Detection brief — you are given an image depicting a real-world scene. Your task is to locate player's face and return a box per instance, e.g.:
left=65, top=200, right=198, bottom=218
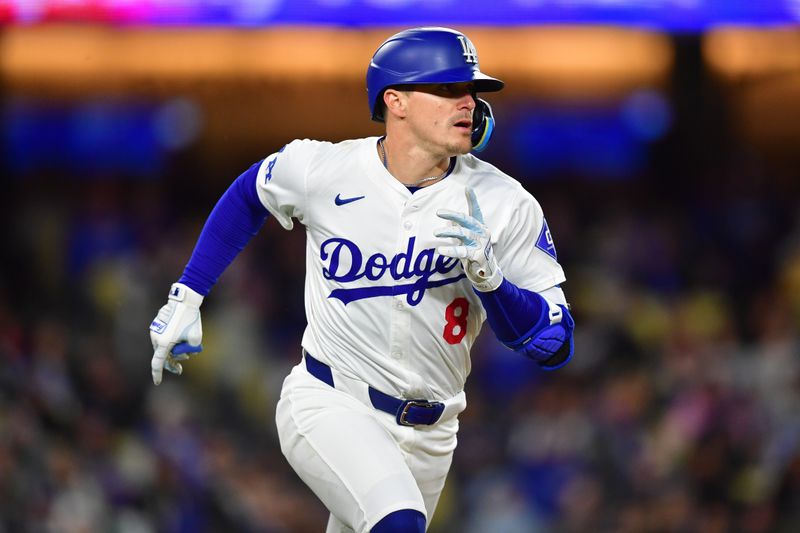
left=403, top=82, right=476, bottom=156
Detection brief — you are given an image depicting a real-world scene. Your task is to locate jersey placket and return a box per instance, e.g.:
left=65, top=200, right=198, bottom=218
left=387, top=199, right=421, bottom=385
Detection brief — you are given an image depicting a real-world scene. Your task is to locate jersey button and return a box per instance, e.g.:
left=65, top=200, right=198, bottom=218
left=394, top=300, right=403, bottom=309
left=403, top=221, right=413, bottom=230
left=391, top=351, right=403, bottom=359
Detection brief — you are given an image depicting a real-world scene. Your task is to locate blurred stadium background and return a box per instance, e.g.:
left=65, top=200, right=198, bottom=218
left=2, top=1, right=800, bottom=531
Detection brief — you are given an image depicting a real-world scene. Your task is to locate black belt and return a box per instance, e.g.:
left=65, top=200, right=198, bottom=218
left=304, top=352, right=445, bottom=427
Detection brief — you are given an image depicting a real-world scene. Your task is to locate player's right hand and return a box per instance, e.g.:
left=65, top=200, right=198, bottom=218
left=435, top=187, right=504, bottom=292
left=149, top=283, right=204, bottom=385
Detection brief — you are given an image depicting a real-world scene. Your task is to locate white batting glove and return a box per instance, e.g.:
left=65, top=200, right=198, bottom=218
left=149, top=283, right=204, bottom=385
left=435, top=187, right=504, bottom=292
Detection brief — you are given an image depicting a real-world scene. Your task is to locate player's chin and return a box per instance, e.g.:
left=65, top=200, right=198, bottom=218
left=448, top=130, right=473, bottom=154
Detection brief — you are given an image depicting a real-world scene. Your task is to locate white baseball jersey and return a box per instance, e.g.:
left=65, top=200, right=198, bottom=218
left=255, top=136, right=565, bottom=401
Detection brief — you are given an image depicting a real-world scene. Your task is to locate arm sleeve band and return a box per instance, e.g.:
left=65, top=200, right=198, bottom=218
left=178, top=160, right=269, bottom=295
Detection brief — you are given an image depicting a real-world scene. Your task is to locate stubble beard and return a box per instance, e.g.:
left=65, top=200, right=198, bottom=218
left=445, top=136, right=473, bottom=156
left=410, top=117, right=472, bottom=157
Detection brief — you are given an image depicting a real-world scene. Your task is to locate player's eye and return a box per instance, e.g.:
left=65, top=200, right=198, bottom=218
left=419, top=84, right=450, bottom=95
left=437, top=83, right=474, bottom=97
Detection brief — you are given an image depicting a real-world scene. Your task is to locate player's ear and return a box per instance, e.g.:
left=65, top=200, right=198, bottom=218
left=383, top=88, right=408, bottom=119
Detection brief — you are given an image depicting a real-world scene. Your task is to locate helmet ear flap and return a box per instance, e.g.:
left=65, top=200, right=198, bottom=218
left=471, top=98, right=495, bottom=152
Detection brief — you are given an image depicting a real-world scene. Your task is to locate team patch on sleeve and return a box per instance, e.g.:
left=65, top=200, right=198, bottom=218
left=535, top=217, right=558, bottom=260
left=263, top=144, right=286, bottom=183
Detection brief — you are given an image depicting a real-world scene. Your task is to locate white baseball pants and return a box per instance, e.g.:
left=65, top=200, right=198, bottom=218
left=275, top=360, right=463, bottom=533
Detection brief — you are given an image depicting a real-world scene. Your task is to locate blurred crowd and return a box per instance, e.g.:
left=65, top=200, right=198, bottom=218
left=3, top=134, right=800, bottom=533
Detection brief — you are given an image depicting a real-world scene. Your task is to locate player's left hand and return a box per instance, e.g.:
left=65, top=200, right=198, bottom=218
left=435, top=187, right=504, bottom=292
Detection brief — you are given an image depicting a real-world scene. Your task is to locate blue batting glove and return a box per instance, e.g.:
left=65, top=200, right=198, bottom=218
left=514, top=304, right=575, bottom=370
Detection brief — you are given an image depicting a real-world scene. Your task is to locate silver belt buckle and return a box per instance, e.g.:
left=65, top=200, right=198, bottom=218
left=397, top=400, right=440, bottom=426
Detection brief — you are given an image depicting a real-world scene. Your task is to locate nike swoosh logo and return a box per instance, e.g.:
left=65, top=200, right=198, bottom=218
left=335, top=194, right=366, bottom=206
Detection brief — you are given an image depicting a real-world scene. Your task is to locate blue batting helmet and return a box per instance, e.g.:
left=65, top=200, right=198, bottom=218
left=366, top=27, right=504, bottom=122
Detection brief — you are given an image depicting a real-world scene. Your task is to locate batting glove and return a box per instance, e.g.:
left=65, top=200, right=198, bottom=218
left=513, top=303, right=575, bottom=370
left=435, top=187, right=504, bottom=292
left=149, top=283, right=204, bottom=385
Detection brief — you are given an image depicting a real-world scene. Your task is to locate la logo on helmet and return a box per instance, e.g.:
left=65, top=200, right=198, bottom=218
left=456, top=35, right=478, bottom=64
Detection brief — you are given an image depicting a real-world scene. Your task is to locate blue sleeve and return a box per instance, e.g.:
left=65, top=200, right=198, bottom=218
left=178, top=160, right=269, bottom=295
left=476, top=279, right=574, bottom=369
left=476, top=278, right=549, bottom=343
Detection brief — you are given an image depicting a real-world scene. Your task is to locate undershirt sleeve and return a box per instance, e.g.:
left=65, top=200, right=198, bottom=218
left=475, top=278, right=552, bottom=344
left=178, top=160, right=269, bottom=295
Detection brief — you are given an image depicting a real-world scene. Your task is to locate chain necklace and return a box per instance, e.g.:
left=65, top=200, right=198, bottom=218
left=378, top=137, right=449, bottom=187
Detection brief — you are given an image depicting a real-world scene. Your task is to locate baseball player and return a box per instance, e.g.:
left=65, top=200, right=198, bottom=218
left=149, top=27, right=574, bottom=533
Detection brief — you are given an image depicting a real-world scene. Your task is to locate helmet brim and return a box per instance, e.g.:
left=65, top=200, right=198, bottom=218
left=473, top=74, right=505, bottom=93
left=388, top=71, right=504, bottom=93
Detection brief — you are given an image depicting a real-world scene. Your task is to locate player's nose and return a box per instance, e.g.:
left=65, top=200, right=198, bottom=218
left=457, top=92, right=476, bottom=111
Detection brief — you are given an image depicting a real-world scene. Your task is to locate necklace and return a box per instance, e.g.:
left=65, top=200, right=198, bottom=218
left=378, top=138, right=449, bottom=187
